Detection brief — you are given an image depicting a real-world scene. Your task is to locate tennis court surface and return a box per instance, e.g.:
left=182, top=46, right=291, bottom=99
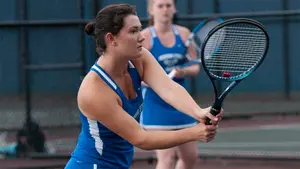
left=132, top=115, right=300, bottom=169
left=1, top=99, right=300, bottom=169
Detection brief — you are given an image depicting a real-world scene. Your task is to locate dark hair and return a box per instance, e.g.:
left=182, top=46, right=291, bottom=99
left=85, top=4, right=137, bottom=54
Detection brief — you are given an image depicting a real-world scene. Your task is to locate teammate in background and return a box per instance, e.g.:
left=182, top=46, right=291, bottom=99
left=64, top=4, right=222, bottom=169
left=140, top=0, right=203, bottom=169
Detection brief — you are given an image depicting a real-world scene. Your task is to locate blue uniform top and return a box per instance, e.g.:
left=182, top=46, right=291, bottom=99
left=68, top=61, right=143, bottom=169
left=140, top=25, right=196, bottom=129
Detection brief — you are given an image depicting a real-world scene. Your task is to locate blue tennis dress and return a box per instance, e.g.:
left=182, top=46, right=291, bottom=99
left=65, top=61, right=143, bottom=169
left=140, top=25, right=197, bottom=129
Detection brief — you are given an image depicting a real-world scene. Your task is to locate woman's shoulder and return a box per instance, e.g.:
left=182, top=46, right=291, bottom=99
left=174, top=25, right=190, bottom=33
left=173, top=24, right=191, bottom=42
left=78, top=72, right=120, bottom=112
left=77, top=71, right=123, bottom=121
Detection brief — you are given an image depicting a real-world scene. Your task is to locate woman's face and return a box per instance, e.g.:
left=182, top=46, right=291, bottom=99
left=149, top=0, right=176, bottom=24
left=113, top=14, right=145, bottom=58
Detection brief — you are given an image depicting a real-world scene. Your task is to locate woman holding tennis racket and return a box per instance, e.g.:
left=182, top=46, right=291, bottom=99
left=140, top=0, right=204, bottom=168
left=64, top=3, right=222, bottom=169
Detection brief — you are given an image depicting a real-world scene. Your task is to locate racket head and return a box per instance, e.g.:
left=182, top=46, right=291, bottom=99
left=200, top=18, right=269, bottom=82
left=185, top=18, right=224, bottom=62
left=168, top=18, right=223, bottom=79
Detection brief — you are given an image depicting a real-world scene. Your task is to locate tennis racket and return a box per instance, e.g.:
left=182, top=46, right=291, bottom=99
left=200, top=18, right=269, bottom=124
left=168, top=18, right=224, bottom=79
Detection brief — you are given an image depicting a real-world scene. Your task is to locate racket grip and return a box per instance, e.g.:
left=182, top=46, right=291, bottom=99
left=167, top=69, right=177, bottom=79
left=205, top=106, right=221, bottom=125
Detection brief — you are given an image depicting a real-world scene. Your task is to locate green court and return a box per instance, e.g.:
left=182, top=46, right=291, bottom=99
left=197, top=124, right=300, bottom=158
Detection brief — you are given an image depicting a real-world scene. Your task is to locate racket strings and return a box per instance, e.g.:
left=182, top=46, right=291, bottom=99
left=196, top=20, right=222, bottom=43
left=187, top=20, right=224, bottom=61
left=203, top=23, right=267, bottom=78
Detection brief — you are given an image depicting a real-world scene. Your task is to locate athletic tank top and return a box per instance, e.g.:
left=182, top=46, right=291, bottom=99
left=140, top=25, right=196, bottom=129
left=146, top=25, right=186, bottom=99
left=149, top=25, right=186, bottom=74
left=70, top=61, right=143, bottom=168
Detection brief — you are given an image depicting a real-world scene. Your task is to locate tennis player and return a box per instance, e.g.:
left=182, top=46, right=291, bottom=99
left=140, top=0, right=201, bottom=168
left=65, top=4, right=222, bottom=169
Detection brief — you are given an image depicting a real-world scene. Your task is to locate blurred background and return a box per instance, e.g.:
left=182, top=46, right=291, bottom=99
left=0, top=0, right=299, bottom=168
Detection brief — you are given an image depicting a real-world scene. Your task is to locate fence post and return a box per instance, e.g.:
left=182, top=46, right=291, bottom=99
left=19, top=0, right=32, bottom=125
left=78, top=0, right=86, bottom=76
left=18, top=0, right=47, bottom=156
left=282, top=0, right=291, bottom=100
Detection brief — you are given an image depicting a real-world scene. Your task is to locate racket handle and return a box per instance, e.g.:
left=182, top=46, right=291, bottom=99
left=167, top=69, right=177, bottom=79
left=205, top=106, right=221, bottom=125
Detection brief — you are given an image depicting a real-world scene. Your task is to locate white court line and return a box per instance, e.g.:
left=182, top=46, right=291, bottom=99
left=198, top=141, right=300, bottom=148
left=219, top=124, right=300, bottom=132
left=197, top=149, right=300, bottom=157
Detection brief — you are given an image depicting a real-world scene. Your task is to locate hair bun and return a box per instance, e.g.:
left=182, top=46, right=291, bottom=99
left=85, top=21, right=96, bottom=35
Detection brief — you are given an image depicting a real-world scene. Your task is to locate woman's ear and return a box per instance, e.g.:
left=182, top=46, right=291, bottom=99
left=105, top=33, right=116, bottom=46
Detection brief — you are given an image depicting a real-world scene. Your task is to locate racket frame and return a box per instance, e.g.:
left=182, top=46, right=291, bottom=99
left=184, top=18, right=224, bottom=62
left=200, top=18, right=270, bottom=118
left=168, top=18, right=224, bottom=79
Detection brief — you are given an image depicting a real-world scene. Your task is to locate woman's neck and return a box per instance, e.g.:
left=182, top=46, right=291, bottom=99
left=153, top=21, right=173, bottom=33
left=97, top=52, right=129, bottom=77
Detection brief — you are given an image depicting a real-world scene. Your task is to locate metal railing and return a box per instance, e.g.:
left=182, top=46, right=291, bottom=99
left=0, top=3, right=299, bottom=129
left=1, top=2, right=300, bottom=167
left=0, top=3, right=299, bottom=131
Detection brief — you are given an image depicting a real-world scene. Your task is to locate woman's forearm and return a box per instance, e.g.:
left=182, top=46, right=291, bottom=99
left=135, top=128, right=195, bottom=150
left=159, top=81, right=202, bottom=120
left=182, top=64, right=200, bottom=77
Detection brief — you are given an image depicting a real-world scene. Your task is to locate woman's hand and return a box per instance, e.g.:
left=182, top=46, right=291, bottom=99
left=174, top=67, right=186, bottom=78
left=189, top=123, right=218, bottom=142
left=196, top=107, right=224, bottom=125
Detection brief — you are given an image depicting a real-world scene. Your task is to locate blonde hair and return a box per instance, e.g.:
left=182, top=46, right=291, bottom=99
left=147, top=0, right=175, bottom=26
left=147, top=0, right=154, bottom=26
